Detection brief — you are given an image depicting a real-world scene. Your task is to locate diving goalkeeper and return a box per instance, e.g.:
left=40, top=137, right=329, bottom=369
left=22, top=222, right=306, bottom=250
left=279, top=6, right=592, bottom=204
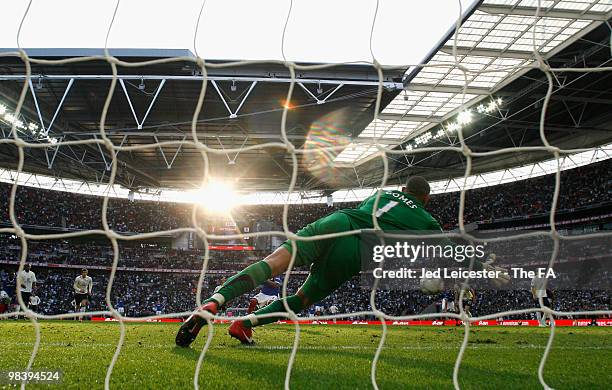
left=176, top=176, right=509, bottom=346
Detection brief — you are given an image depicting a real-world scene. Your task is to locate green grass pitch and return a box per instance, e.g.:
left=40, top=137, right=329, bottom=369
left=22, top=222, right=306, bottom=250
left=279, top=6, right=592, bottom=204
left=0, top=321, right=610, bottom=389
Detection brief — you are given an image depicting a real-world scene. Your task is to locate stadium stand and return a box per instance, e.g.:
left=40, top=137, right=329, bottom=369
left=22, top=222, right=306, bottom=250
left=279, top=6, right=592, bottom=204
left=0, top=162, right=610, bottom=319
left=1, top=159, right=609, bottom=233
left=0, top=267, right=609, bottom=320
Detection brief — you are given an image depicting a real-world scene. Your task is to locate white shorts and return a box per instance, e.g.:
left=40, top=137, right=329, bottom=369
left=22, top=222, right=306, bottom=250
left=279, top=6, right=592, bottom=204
left=253, top=293, right=278, bottom=307
left=444, top=301, right=455, bottom=312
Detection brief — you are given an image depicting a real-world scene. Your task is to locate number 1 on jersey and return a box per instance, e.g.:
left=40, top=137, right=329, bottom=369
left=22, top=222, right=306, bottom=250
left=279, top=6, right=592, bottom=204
left=375, top=201, right=398, bottom=218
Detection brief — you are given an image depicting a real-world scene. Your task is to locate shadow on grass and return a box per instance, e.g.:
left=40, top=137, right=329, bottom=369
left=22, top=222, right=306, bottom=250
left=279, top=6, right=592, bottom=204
left=172, top=345, right=203, bottom=360
left=377, top=345, right=540, bottom=389
left=159, top=331, right=599, bottom=390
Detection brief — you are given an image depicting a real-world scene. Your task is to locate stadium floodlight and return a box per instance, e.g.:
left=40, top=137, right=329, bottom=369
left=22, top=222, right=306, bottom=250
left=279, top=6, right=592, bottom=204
left=446, top=122, right=460, bottom=133
left=410, top=96, right=505, bottom=152
left=4, top=112, right=25, bottom=129
left=477, top=98, right=503, bottom=114
left=457, top=110, right=472, bottom=125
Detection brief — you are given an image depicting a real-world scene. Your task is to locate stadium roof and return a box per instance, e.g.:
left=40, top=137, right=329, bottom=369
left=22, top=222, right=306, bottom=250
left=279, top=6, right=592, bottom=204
left=334, top=0, right=612, bottom=164
left=0, top=0, right=611, bottom=197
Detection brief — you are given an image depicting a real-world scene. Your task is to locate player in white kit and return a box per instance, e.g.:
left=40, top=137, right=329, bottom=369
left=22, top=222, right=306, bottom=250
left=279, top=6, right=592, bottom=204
left=329, top=304, right=339, bottom=323
left=29, top=295, right=41, bottom=312
left=531, top=276, right=553, bottom=327
left=16, top=264, right=36, bottom=317
left=73, top=269, right=93, bottom=321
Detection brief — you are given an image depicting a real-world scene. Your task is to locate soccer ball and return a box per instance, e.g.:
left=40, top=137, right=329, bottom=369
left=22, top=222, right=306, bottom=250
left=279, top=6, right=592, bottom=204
left=0, top=290, right=10, bottom=304
left=420, top=277, right=444, bottom=295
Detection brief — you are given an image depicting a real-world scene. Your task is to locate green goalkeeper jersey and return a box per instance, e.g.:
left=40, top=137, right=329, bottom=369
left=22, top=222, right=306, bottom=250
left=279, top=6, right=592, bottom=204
left=280, top=190, right=446, bottom=301
left=338, top=190, right=442, bottom=232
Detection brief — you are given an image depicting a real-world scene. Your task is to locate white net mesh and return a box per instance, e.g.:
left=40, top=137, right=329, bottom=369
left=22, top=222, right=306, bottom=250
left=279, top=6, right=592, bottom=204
left=1, top=0, right=611, bottom=389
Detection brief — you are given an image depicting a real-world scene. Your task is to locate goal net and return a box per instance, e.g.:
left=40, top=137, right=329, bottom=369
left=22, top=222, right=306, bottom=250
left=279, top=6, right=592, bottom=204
left=1, top=0, right=611, bottom=389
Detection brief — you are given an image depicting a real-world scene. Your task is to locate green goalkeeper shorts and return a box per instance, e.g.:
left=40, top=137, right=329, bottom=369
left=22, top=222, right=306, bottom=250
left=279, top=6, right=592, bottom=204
left=280, top=212, right=361, bottom=302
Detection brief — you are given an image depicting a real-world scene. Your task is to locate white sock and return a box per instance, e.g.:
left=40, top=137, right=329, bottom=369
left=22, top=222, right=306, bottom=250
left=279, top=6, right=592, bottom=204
left=536, top=312, right=544, bottom=325
left=244, top=314, right=258, bottom=326
left=211, top=293, right=225, bottom=306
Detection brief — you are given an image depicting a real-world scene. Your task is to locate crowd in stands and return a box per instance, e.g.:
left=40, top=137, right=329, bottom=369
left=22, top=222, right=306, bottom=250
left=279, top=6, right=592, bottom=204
left=315, top=277, right=610, bottom=319
left=0, top=160, right=609, bottom=233
left=429, top=160, right=611, bottom=229
left=0, top=185, right=189, bottom=232
left=2, top=235, right=606, bottom=289
left=0, top=160, right=610, bottom=320
left=250, top=159, right=611, bottom=231
left=0, top=239, right=262, bottom=271
left=0, top=267, right=609, bottom=320
left=0, top=267, right=206, bottom=316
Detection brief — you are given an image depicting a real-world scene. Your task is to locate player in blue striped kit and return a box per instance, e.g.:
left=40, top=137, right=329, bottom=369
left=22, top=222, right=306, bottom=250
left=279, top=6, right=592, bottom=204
left=247, top=276, right=283, bottom=314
